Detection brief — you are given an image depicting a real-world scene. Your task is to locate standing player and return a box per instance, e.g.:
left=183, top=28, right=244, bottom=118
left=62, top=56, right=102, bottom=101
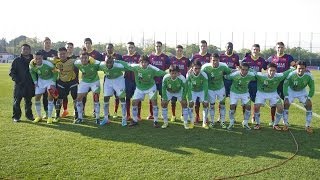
left=170, top=45, right=190, bottom=121
left=148, top=41, right=171, bottom=120
left=253, top=63, right=293, bottom=130
left=283, top=60, right=315, bottom=133
left=267, top=42, right=295, bottom=126
left=126, top=55, right=166, bottom=127
left=190, top=40, right=211, bottom=123
left=73, top=52, right=101, bottom=124
left=161, top=64, right=188, bottom=129
left=29, top=52, right=58, bottom=124
left=99, top=56, right=129, bottom=126
left=186, top=60, right=209, bottom=129
left=201, top=53, right=232, bottom=128
left=122, top=42, right=141, bottom=120
left=225, top=62, right=256, bottom=130
left=39, top=37, right=58, bottom=119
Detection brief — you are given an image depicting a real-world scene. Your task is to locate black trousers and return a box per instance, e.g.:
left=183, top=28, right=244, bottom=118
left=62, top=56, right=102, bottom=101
left=12, top=95, right=33, bottom=120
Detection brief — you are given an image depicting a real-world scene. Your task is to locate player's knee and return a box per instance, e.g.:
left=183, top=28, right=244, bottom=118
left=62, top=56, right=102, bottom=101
left=104, top=96, right=110, bottom=102
left=93, top=93, right=99, bottom=102
left=305, top=99, right=312, bottom=110
left=161, top=101, right=168, bottom=108
left=188, top=102, right=194, bottom=108
left=180, top=100, right=187, bottom=108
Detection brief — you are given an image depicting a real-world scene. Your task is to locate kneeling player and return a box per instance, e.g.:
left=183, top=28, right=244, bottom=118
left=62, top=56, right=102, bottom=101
left=161, top=65, right=189, bottom=129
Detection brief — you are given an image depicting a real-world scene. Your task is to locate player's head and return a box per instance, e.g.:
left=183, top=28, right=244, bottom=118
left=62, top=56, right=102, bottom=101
left=251, top=44, right=260, bottom=57
left=80, top=52, right=89, bottom=65
left=21, top=44, right=31, bottom=56
left=34, top=51, right=43, bottom=65
left=43, top=37, right=52, bottom=50
left=168, top=64, right=180, bottom=79
left=139, top=55, right=150, bottom=68
left=192, top=59, right=202, bottom=75
left=106, top=43, right=114, bottom=55
left=84, top=38, right=93, bottom=50
left=275, top=42, right=285, bottom=56
left=58, top=47, right=68, bottom=60
left=211, top=53, right=220, bottom=67
left=155, top=41, right=163, bottom=53
left=66, top=42, right=74, bottom=54
left=176, top=45, right=183, bottom=57
left=200, top=40, right=207, bottom=53
left=296, top=60, right=307, bottom=76
left=105, top=55, right=114, bottom=69
left=127, top=41, right=135, bottom=55
left=267, top=63, right=277, bottom=77
left=239, top=62, right=249, bottom=76
left=225, top=42, right=233, bottom=55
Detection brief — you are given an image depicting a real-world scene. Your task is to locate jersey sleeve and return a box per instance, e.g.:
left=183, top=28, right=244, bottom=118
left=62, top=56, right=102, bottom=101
left=29, top=60, right=38, bottom=83
left=283, top=76, right=290, bottom=97
left=201, top=71, right=209, bottom=101
left=307, top=74, right=315, bottom=98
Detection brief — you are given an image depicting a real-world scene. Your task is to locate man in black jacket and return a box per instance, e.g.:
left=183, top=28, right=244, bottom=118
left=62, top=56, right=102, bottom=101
left=9, top=44, right=35, bottom=122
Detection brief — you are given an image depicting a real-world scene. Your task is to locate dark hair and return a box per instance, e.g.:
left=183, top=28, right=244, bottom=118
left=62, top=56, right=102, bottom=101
left=276, top=42, right=285, bottom=46
left=156, top=41, right=162, bottom=46
left=35, top=51, right=43, bottom=56
left=226, top=42, right=233, bottom=46
left=84, top=38, right=92, bottom=44
left=169, top=64, right=180, bottom=72
left=139, top=55, right=150, bottom=63
left=107, top=43, right=114, bottom=48
left=176, top=45, right=183, bottom=49
left=21, top=43, right=31, bottom=49
left=267, top=62, right=277, bottom=69
left=81, top=52, right=89, bottom=56
left=127, top=41, right=135, bottom=46
left=200, top=40, right=207, bottom=45
left=211, top=53, right=219, bottom=59
left=58, top=47, right=67, bottom=52
left=252, top=44, right=260, bottom=49
left=296, top=60, right=307, bottom=67
left=66, top=42, right=74, bottom=46
left=240, top=62, right=250, bottom=68
left=193, top=59, right=202, bottom=67
left=44, top=37, right=51, bottom=42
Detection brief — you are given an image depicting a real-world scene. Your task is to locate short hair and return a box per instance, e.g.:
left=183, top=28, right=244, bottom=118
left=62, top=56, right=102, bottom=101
left=169, top=64, right=180, bottom=72
left=212, top=53, right=219, bottom=59
left=58, top=47, right=67, bottom=52
left=252, top=44, right=260, bottom=49
left=240, top=62, right=250, bottom=68
left=176, top=45, right=183, bottom=49
left=127, top=41, right=135, bottom=46
left=106, top=43, right=114, bottom=48
left=84, top=38, right=92, bottom=44
left=21, top=43, right=31, bottom=49
left=44, top=37, right=51, bottom=42
left=200, top=40, right=207, bottom=45
left=296, top=60, right=307, bottom=67
left=226, top=42, right=233, bottom=46
left=267, top=62, right=277, bottom=69
left=276, top=42, right=285, bottom=46
left=66, top=42, right=74, bottom=46
left=139, top=55, right=150, bottom=63
left=156, top=41, right=162, bottom=46
left=35, top=51, right=43, bottom=56
left=192, top=59, right=202, bottom=67
left=81, top=52, right=89, bottom=56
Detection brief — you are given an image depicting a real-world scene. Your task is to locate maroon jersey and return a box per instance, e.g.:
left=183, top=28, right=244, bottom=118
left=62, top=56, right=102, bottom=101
left=149, top=53, right=171, bottom=84
left=88, top=49, right=103, bottom=61
left=171, top=56, right=190, bottom=77
left=242, top=55, right=267, bottom=72
left=219, top=52, right=240, bottom=69
left=190, top=52, right=211, bottom=65
left=267, top=54, right=294, bottom=73
left=123, top=53, right=140, bottom=81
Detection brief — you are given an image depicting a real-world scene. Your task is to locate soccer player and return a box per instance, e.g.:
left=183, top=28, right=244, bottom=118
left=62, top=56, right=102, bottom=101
left=283, top=60, right=315, bottom=133
left=253, top=63, right=293, bottom=130
left=267, top=42, right=295, bottom=126
left=74, top=52, right=101, bottom=124
left=186, top=60, right=209, bottom=129
left=9, top=44, right=35, bottom=122
left=122, top=42, right=141, bottom=120
left=170, top=45, right=190, bottom=121
left=99, top=56, right=129, bottom=127
left=190, top=40, right=211, bottom=124
left=148, top=41, right=171, bottom=120
left=50, top=47, right=79, bottom=123
left=225, top=62, right=256, bottom=130
left=39, top=37, right=58, bottom=119
left=29, top=51, right=58, bottom=124
left=102, top=43, right=123, bottom=119
left=161, top=64, right=188, bottom=129
left=201, top=53, right=232, bottom=129
left=126, top=55, right=166, bottom=127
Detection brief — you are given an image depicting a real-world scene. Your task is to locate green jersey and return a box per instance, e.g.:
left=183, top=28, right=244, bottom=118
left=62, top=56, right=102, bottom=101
left=201, top=62, right=232, bottom=91
left=256, top=69, right=293, bottom=93
left=226, top=71, right=256, bottom=94
left=99, top=60, right=129, bottom=79
left=186, top=70, right=208, bottom=100
left=74, top=59, right=100, bottom=83
left=29, top=60, right=57, bottom=83
left=127, top=64, right=166, bottom=90
left=283, top=70, right=315, bottom=98
left=162, top=74, right=187, bottom=101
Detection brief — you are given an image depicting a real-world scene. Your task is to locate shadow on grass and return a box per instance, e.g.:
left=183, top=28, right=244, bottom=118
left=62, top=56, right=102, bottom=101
left=23, top=117, right=320, bottom=160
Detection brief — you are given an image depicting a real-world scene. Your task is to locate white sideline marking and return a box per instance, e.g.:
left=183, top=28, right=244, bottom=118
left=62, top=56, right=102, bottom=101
left=291, top=103, right=320, bottom=119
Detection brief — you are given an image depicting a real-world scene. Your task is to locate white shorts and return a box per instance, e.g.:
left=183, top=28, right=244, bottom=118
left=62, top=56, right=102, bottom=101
left=208, top=88, right=225, bottom=104
left=132, top=85, right=157, bottom=101
left=35, top=78, right=55, bottom=95
left=230, top=92, right=250, bottom=105
left=255, top=91, right=282, bottom=106
left=103, top=76, right=125, bottom=97
left=78, top=80, right=100, bottom=94
left=287, top=87, right=308, bottom=104
left=189, top=91, right=206, bottom=103
left=164, top=90, right=183, bottom=101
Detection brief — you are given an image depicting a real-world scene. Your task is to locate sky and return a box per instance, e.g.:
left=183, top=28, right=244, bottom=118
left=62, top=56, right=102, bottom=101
left=2, top=0, right=320, bottom=51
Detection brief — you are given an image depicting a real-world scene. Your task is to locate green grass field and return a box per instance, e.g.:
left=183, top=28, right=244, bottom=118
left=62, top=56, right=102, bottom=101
left=1, top=64, right=319, bottom=179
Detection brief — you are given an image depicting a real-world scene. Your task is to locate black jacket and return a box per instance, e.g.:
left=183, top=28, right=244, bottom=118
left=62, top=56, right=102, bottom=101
left=9, top=54, right=35, bottom=97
